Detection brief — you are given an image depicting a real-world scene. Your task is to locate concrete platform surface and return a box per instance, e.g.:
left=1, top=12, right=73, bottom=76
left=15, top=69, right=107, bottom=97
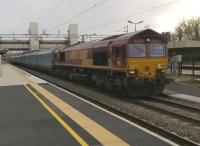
left=0, top=64, right=177, bottom=146
left=164, top=73, right=200, bottom=103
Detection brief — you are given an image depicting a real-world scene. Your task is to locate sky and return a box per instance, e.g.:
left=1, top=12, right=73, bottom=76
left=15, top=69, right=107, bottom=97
left=0, top=0, right=199, bottom=36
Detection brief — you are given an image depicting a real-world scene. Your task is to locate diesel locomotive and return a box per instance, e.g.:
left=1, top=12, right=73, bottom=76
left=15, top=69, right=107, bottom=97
left=10, top=29, right=170, bottom=96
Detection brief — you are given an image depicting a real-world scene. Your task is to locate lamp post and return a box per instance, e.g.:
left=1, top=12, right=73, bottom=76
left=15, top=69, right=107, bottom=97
left=127, top=20, right=143, bottom=32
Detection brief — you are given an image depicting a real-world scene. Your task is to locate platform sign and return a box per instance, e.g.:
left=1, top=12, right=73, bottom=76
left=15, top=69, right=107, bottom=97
left=176, top=55, right=182, bottom=62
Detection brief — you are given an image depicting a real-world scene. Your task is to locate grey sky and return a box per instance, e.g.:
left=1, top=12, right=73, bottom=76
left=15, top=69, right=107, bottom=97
left=0, top=0, right=199, bottom=35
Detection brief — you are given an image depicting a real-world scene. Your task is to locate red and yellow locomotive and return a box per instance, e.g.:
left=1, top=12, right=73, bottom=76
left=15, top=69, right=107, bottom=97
left=53, top=29, right=169, bottom=96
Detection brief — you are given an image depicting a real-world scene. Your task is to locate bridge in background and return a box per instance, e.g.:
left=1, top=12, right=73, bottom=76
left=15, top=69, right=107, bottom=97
left=0, top=23, right=78, bottom=51
left=0, top=39, right=68, bottom=51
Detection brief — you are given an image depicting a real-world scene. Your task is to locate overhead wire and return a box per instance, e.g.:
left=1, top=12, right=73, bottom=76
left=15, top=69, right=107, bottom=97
left=39, top=0, right=65, bottom=23
left=83, top=0, right=181, bottom=33
left=47, top=0, right=108, bottom=32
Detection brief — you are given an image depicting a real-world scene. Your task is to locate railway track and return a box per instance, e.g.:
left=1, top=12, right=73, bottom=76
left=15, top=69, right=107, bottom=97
left=17, top=66, right=200, bottom=146
left=136, top=96, right=200, bottom=124
left=150, top=95, right=200, bottom=112
left=136, top=96, right=200, bottom=126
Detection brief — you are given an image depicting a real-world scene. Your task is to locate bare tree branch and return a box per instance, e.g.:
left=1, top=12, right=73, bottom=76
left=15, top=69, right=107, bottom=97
left=175, top=17, right=200, bottom=41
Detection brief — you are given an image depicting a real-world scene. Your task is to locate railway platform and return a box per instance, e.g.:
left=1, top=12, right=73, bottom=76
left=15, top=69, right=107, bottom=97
left=0, top=64, right=177, bottom=146
left=164, top=75, right=200, bottom=103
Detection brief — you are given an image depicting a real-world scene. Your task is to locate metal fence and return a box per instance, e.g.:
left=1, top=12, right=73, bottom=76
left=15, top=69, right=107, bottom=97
left=179, top=55, right=200, bottom=76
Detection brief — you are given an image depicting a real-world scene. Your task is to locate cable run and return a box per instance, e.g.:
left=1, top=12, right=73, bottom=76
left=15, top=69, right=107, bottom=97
left=83, top=0, right=181, bottom=33
left=39, top=0, right=65, bottom=23
left=47, top=0, right=108, bottom=32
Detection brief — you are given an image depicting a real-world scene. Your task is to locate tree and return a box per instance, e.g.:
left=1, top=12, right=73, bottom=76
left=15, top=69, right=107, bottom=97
left=175, top=17, right=200, bottom=41
left=162, top=32, right=171, bottom=42
left=175, top=26, right=183, bottom=40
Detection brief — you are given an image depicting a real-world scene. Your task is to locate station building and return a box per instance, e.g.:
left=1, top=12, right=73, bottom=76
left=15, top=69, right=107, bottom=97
left=167, top=40, right=200, bottom=63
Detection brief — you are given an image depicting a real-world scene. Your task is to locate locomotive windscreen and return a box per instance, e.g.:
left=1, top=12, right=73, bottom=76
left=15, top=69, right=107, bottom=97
left=128, top=44, right=146, bottom=57
left=149, top=43, right=165, bottom=57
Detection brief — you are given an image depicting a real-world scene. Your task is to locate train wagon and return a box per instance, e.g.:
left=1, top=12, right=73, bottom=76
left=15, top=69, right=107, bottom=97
left=36, top=48, right=57, bottom=72
left=10, top=48, right=59, bottom=72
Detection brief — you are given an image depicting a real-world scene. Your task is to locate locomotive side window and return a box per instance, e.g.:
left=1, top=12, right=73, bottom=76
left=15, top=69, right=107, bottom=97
left=128, top=44, right=146, bottom=57
left=113, top=46, right=124, bottom=59
left=93, top=48, right=108, bottom=66
left=149, top=43, right=165, bottom=57
left=60, top=52, right=65, bottom=63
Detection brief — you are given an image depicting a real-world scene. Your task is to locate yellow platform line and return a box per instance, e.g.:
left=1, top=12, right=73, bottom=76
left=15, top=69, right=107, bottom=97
left=30, top=83, right=130, bottom=146
left=24, top=84, right=88, bottom=146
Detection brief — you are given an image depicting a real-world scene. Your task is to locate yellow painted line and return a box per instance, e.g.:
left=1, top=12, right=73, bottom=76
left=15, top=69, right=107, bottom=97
left=24, top=84, right=88, bottom=146
left=30, top=83, right=130, bottom=146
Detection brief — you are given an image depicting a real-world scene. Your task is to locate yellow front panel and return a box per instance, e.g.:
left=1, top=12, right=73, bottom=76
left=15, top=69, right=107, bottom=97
left=127, top=57, right=168, bottom=78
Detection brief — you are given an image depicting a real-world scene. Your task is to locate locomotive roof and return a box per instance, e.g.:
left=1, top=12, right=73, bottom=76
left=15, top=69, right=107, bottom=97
left=113, top=29, right=164, bottom=41
left=59, top=29, right=164, bottom=52
left=100, top=34, right=123, bottom=41
left=60, top=40, right=98, bottom=52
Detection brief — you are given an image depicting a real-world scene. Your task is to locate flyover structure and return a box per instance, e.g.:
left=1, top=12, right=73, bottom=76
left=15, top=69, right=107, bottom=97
left=0, top=23, right=78, bottom=51
left=0, top=39, right=68, bottom=51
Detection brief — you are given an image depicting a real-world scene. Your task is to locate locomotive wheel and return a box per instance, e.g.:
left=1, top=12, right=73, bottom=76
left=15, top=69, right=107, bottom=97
left=126, top=87, right=141, bottom=97
left=91, top=75, right=103, bottom=87
left=121, top=87, right=128, bottom=97
left=114, top=86, right=122, bottom=94
left=105, top=79, right=114, bottom=91
left=151, top=85, right=164, bottom=95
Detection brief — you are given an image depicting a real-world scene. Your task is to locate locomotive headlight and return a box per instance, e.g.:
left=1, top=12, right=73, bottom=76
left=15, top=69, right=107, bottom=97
left=157, top=64, right=161, bottom=69
left=129, top=70, right=135, bottom=74
left=129, top=69, right=138, bottom=75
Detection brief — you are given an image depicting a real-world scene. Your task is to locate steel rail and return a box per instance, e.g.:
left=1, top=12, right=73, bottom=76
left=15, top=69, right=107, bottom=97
left=135, top=100, right=200, bottom=125
left=149, top=96, right=200, bottom=113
